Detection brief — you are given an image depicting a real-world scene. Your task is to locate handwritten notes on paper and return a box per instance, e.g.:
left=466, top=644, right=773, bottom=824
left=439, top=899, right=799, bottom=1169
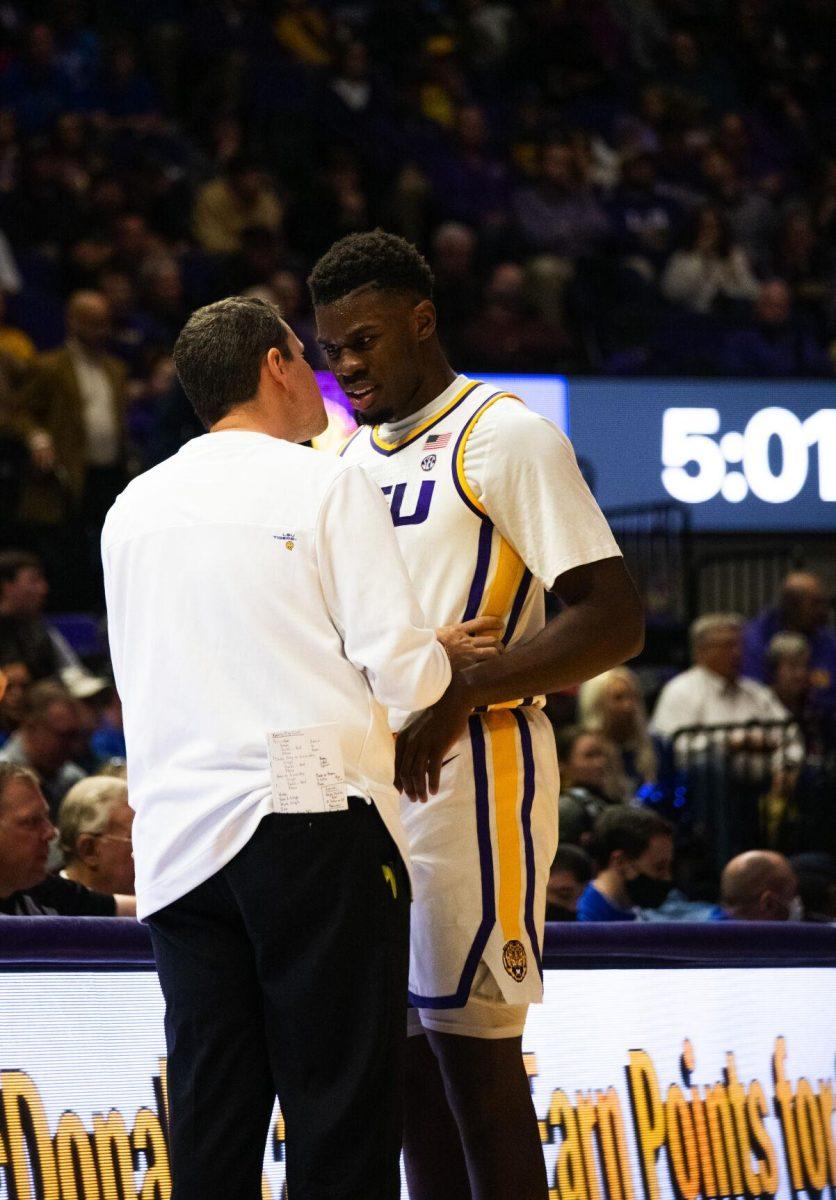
left=266, top=724, right=348, bottom=814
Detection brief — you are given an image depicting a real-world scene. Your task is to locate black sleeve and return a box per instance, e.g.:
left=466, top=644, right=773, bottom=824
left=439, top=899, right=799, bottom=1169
left=28, top=876, right=118, bottom=917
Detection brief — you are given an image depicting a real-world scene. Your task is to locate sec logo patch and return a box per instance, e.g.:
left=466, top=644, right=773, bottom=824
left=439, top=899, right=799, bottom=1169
left=421, top=454, right=437, bottom=472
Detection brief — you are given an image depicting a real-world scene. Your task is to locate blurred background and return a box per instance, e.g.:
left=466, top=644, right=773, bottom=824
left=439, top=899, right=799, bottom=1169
left=0, top=0, right=834, bottom=917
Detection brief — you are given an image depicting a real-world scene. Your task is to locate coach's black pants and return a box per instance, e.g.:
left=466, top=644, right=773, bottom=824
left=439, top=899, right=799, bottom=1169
left=147, top=800, right=410, bottom=1200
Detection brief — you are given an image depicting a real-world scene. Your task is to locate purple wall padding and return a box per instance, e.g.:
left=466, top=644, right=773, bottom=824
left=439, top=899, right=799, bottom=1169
left=0, top=918, right=834, bottom=970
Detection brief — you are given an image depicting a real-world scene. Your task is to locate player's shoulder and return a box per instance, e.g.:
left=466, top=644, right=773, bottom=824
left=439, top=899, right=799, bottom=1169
left=466, top=387, right=570, bottom=453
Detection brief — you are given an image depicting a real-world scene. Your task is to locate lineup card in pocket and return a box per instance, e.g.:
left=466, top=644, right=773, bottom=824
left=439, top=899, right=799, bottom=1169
left=266, top=724, right=348, bottom=814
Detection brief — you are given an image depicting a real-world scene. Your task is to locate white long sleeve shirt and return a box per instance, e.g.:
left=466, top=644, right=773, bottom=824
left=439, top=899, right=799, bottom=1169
left=102, top=431, right=451, bottom=920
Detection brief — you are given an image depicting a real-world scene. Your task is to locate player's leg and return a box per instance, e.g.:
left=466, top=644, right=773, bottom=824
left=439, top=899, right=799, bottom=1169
left=235, top=804, right=410, bottom=1200
left=147, top=873, right=277, bottom=1200
left=402, top=1017, right=472, bottom=1200
left=426, top=1028, right=548, bottom=1200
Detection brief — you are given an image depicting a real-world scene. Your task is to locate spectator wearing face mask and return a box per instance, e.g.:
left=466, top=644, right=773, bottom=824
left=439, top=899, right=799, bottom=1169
left=577, top=807, right=675, bottom=922
left=711, top=849, right=802, bottom=921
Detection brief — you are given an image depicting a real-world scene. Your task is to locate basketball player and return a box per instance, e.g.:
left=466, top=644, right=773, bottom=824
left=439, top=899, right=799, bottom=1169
left=310, top=232, right=643, bottom=1200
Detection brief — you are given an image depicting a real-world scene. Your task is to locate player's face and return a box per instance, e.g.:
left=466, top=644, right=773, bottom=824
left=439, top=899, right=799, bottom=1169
left=315, top=288, right=428, bottom=425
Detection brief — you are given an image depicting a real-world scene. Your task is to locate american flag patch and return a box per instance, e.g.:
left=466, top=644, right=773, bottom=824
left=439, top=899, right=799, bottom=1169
left=423, top=432, right=452, bottom=450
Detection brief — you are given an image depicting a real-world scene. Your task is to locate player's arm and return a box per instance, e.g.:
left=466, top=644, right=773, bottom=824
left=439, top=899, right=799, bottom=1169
left=396, top=556, right=643, bottom=799
left=396, top=405, right=643, bottom=800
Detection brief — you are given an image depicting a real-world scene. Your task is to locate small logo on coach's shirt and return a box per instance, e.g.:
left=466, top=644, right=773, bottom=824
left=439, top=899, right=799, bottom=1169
left=421, top=454, right=437, bottom=472
left=274, top=533, right=296, bottom=551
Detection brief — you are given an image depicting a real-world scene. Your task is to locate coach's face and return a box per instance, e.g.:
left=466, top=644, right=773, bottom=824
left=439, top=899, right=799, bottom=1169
left=315, top=287, right=435, bottom=425
left=276, top=323, right=328, bottom=442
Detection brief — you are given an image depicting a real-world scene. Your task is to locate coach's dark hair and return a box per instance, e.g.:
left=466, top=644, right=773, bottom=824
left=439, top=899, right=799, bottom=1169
left=588, top=806, right=673, bottom=871
left=308, top=229, right=434, bottom=308
left=173, top=296, right=293, bottom=429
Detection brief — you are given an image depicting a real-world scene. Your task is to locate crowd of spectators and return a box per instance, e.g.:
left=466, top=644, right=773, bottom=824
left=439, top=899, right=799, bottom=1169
left=0, top=0, right=833, bottom=419
left=1, top=542, right=834, bottom=923
left=0, top=2, right=834, bottom=925
left=546, top=567, right=836, bottom=922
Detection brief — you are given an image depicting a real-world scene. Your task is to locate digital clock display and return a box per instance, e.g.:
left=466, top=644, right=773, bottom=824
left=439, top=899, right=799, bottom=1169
left=568, top=379, right=836, bottom=530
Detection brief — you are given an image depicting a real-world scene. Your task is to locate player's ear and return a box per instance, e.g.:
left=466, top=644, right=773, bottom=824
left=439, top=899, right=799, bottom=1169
left=413, top=299, right=437, bottom=342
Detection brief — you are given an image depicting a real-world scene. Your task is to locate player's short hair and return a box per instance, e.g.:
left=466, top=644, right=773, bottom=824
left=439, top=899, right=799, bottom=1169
left=173, top=296, right=293, bottom=429
left=588, top=806, right=673, bottom=870
left=308, top=230, right=434, bottom=308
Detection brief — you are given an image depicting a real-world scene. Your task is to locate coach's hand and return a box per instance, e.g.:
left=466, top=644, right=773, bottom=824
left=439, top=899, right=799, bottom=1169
left=395, top=675, right=474, bottom=803
left=436, top=615, right=504, bottom=670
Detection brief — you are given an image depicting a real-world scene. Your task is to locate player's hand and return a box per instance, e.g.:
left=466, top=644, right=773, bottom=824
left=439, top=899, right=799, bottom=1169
left=436, top=615, right=504, bottom=670
left=395, top=674, right=474, bottom=803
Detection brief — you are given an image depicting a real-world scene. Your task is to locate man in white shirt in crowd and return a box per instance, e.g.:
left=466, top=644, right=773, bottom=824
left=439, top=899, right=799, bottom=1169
left=651, top=613, right=794, bottom=740
left=102, top=296, right=453, bottom=1200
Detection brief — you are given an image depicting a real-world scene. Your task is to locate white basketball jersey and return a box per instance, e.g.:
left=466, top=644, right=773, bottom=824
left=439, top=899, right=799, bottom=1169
left=341, top=378, right=542, bottom=704
left=341, top=374, right=621, bottom=1005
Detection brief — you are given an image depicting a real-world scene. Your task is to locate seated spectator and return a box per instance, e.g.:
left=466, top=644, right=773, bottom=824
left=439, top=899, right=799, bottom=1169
left=0, top=659, right=30, bottom=747
left=58, top=664, right=114, bottom=772
left=0, top=680, right=87, bottom=818
left=428, top=221, right=480, bottom=362
left=0, top=549, right=86, bottom=680
left=766, top=632, right=811, bottom=722
left=0, top=761, right=133, bottom=915
left=98, top=268, right=166, bottom=377
left=193, top=157, right=283, bottom=256
left=88, top=686, right=126, bottom=766
left=743, top=571, right=836, bottom=715
left=556, top=725, right=622, bottom=847
left=650, top=613, right=793, bottom=740
left=459, top=262, right=569, bottom=371
left=699, top=148, right=776, bottom=274
left=577, top=666, right=657, bottom=794
left=608, top=145, right=684, bottom=277
left=57, top=775, right=134, bottom=895
left=661, top=204, right=759, bottom=313
left=790, top=852, right=836, bottom=923
left=720, top=279, right=833, bottom=377
left=512, top=139, right=610, bottom=260
left=546, top=844, right=594, bottom=921
left=711, top=849, right=801, bottom=921
left=577, top=807, right=675, bottom=922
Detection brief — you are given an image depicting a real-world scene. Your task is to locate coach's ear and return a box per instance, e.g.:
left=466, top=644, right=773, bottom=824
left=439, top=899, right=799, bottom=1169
left=264, top=345, right=290, bottom=389
left=413, top=298, right=437, bottom=342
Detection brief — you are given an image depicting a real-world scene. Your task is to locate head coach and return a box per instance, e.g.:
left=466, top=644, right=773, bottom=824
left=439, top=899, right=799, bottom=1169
left=101, top=297, right=452, bottom=1200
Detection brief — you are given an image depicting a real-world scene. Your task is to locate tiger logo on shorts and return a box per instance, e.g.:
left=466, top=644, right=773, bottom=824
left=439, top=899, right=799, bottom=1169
left=502, top=939, right=528, bottom=982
